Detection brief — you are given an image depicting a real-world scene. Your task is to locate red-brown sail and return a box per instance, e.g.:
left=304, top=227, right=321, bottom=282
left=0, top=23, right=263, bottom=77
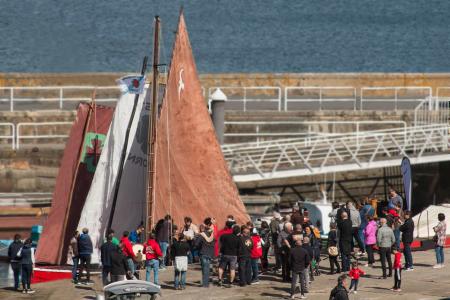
left=152, top=13, right=249, bottom=227
left=36, top=103, right=114, bottom=265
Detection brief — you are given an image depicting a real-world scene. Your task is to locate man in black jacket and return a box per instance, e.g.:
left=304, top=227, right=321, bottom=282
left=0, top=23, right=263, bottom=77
left=399, top=211, right=414, bottom=270
left=290, top=239, right=310, bottom=299
left=238, top=226, right=253, bottom=287
left=100, top=235, right=118, bottom=285
left=218, top=225, right=241, bottom=286
left=8, top=234, right=23, bottom=291
left=337, top=212, right=353, bottom=272
left=329, top=274, right=349, bottom=300
left=110, top=242, right=131, bottom=283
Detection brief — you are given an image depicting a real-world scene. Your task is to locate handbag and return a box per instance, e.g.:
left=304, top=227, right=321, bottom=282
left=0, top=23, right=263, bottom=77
left=328, top=246, right=339, bottom=257
left=175, top=256, right=188, bottom=272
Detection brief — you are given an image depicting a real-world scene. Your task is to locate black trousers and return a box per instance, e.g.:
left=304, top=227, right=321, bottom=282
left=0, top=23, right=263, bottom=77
left=11, top=262, right=21, bottom=290
left=21, top=264, right=32, bottom=290
left=394, top=268, right=401, bottom=289
left=379, top=247, right=392, bottom=277
left=366, top=244, right=375, bottom=264
left=281, top=250, right=291, bottom=281
left=238, top=257, right=252, bottom=286
left=261, top=247, right=269, bottom=271
left=329, top=255, right=340, bottom=274
left=79, top=254, right=91, bottom=281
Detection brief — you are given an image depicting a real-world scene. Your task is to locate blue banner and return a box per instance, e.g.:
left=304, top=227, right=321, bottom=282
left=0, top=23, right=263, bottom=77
left=401, top=157, right=412, bottom=211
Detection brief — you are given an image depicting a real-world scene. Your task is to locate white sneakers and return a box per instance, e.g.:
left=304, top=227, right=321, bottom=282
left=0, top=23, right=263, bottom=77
left=433, top=264, right=443, bottom=269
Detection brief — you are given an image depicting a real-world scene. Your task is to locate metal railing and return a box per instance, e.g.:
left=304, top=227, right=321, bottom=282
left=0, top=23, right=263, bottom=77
left=0, top=86, right=121, bottom=111
left=414, top=97, right=450, bottom=126
left=285, top=87, right=357, bottom=111
left=222, top=124, right=450, bottom=180
left=208, top=86, right=282, bottom=111
left=0, top=122, right=15, bottom=149
left=16, top=122, right=73, bottom=149
left=360, top=87, right=432, bottom=111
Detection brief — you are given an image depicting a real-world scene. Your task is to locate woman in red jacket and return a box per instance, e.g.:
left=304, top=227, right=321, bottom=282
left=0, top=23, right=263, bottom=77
left=250, top=228, right=263, bottom=284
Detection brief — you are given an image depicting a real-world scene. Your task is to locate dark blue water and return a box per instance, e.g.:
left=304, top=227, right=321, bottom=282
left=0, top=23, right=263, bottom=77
left=1, top=1, right=450, bottom=73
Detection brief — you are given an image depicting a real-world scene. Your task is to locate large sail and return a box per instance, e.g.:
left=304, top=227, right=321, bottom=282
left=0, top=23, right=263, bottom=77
left=36, top=103, right=114, bottom=265
left=152, top=13, right=249, bottom=227
left=77, top=90, right=150, bottom=264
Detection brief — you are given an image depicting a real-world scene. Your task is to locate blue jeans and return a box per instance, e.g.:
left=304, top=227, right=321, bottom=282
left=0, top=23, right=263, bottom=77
left=10, top=262, right=21, bottom=290
left=435, top=246, right=444, bottom=264
left=174, top=270, right=186, bottom=288
left=72, top=257, right=79, bottom=281
left=127, top=258, right=135, bottom=277
left=403, top=242, right=413, bottom=268
left=146, top=259, right=159, bottom=284
left=358, top=228, right=366, bottom=252
left=250, top=258, right=259, bottom=281
left=159, top=242, right=169, bottom=268
left=394, top=229, right=401, bottom=249
left=200, top=255, right=211, bottom=287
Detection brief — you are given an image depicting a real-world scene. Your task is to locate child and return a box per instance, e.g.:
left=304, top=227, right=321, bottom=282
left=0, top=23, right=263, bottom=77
left=348, top=261, right=365, bottom=294
left=171, top=233, right=190, bottom=290
left=392, top=247, right=402, bottom=292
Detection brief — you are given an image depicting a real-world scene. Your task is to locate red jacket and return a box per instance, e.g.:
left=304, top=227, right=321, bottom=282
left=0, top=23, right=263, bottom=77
left=143, top=239, right=162, bottom=260
left=388, top=209, right=400, bottom=218
left=394, top=252, right=402, bottom=269
left=121, top=237, right=135, bottom=259
left=215, top=227, right=233, bottom=257
left=250, top=235, right=263, bottom=259
left=349, top=267, right=365, bottom=280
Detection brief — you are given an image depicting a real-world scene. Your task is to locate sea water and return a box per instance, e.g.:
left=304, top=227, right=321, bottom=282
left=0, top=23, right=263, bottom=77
left=0, top=0, right=450, bottom=73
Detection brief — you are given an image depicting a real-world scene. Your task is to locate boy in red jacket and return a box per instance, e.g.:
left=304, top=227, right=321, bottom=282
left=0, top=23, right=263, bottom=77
left=250, top=228, right=263, bottom=284
left=392, top=247, right=402, bottom=292
left=143, top=233, right=163, bottom=285
left=348, top=261, right=365, bottom=294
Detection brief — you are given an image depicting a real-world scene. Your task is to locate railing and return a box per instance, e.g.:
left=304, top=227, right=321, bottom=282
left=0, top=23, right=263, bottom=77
left=16, top=122, right=73, bottom=149
left=0, top=192, right=52, bottom=207
left=0, top=86, right=121, bottom=111
left=360, top=87, right=432, bottom=111
left=285, top=87, right=357, bottom=111
left=223, top=124, right=450, bottom=180
left=0, top=122, right=15, bottom=149
left=224, top=120, right=407, bottom=145
left=414, top=97, right=450, bottom=126
left=208, top=86, right=282, bottom=111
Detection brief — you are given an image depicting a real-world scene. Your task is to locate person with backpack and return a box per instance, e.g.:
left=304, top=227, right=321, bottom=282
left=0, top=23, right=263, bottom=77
left=327, top=223, right=340, bottom=274
left=171, top=232, right=190, bottom=290
left=7, top=233, right=23, bottom=291
left=19, top=238, right=35, bottom=294
left=78, top=228, right=93, bottom=284
left=329, top=274, right=350, bottom=300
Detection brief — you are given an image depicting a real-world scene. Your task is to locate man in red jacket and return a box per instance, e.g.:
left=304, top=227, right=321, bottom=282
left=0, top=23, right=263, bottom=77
left=250, top=228, right=263, bottom=284
left=143, top=233, right=163, bottom=285
left=120, top=231, right=136, bottom=279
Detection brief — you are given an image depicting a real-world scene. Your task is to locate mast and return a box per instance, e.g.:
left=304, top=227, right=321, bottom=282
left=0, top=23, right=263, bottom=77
left=146, top=16, right=160, bottom=234
left=107, top=56, right=148, bottom=231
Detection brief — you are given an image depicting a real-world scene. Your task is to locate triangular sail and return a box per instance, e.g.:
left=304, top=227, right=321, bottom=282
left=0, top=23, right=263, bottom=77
left=152, top=13, right=249, bottom=227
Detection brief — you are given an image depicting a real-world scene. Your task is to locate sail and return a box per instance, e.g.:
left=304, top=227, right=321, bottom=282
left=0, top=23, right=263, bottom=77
left=77, top=90, right=150, bottom=264
left=36, top=103, right=114, bottom=265
left=152, top=13, right=249, bottom=227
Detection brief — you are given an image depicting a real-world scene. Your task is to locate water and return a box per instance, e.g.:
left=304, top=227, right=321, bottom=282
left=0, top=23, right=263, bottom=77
left=0, top=1, right=450, bottom=73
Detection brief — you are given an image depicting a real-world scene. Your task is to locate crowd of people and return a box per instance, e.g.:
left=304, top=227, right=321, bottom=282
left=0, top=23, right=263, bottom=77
left=6, top=188, right=448, bottom=298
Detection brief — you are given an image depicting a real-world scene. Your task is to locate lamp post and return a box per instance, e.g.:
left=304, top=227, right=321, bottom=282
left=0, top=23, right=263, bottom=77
left=210, top=88, right=227, bottom=144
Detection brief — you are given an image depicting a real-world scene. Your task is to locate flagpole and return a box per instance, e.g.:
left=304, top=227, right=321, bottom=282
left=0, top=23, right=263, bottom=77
left=107, top=56, right=148, bottom=231
left=146, top=16, right=160, bottom=235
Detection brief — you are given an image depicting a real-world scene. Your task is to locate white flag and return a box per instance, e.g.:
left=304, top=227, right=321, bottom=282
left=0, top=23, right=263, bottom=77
left=117, top=75, right=146, bottom=94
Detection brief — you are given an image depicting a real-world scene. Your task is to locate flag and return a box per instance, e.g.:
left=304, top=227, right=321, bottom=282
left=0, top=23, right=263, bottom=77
left=401, top=157, right=412, bottom=211
left=117, top=75, right=146, bottom=94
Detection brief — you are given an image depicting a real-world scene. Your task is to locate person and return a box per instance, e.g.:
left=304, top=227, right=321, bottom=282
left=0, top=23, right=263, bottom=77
left=120, top=231, right=136, bottom=278
left=7, top=233, right=23, bottom=291
left=171, top=233, right=190, bottom=290
left=250, top=227, right=262, bottom=284
left=358, top=198, right=375, bottom=253
left=328, top=202, right=340, bottom=225
left=392, top=247, right=402, bottom=292
left=143, top=232, right=162, bottom=285
left=107, top=228, right=120, bottom=246
left=238, top=226, right=253, bottom=287
left=110, top=242, right=131, bottom=282
left=19, top=238, right=35, bottom=294
left=377, top=218, right=395, bottom=279
left=278, top=222, right=293, bottom=282
left=129, top=223, right=145, bottom=244
left=290, top=239, right=310, bottom=299
left=391, top=205, right=403, bottom=249
left=327, top=223, right=340, bottom=274
left=78, top=228, right=93, bottom=284
left=305, top=226, right=321, bottom=275
left=100, top=234, right=117, bottom=285
left=329, top=274, right=349, bottom=300
left=347, top=201, right=364, bottom=254
left=218, top=224, right=241, bottom=286
left=348, top=261, right=365, bottom=294
left=155, top=215, right=171, bottom=269
left=433, top=213, right=447, bottom=268
left=363, top=216, right=377, bottom=267
left=270, top=212, right=282, bottom=271
left=301, top=236, right=315, bottom=284
left=291, top=204, right=304, bottom=227
left=336, top=203, right=350, bottom=223
left=183, top=216, right=199, bottom=263
left=337, top=211, right=352, bottom=272
left=68, top=231, right=79, bottom=283
left=195, top=218, right=215, bottom=287
left=399, top=210, right=414, bottom=270
left=388, top=188, right=403, bottom=211
left=259, top=221, right=271, bottom=272
left=215, top=220, right=234, bottom=258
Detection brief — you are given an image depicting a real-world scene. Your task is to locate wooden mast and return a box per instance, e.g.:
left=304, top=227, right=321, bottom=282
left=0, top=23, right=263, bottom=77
left=146, top=16, right=160, bottom=234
